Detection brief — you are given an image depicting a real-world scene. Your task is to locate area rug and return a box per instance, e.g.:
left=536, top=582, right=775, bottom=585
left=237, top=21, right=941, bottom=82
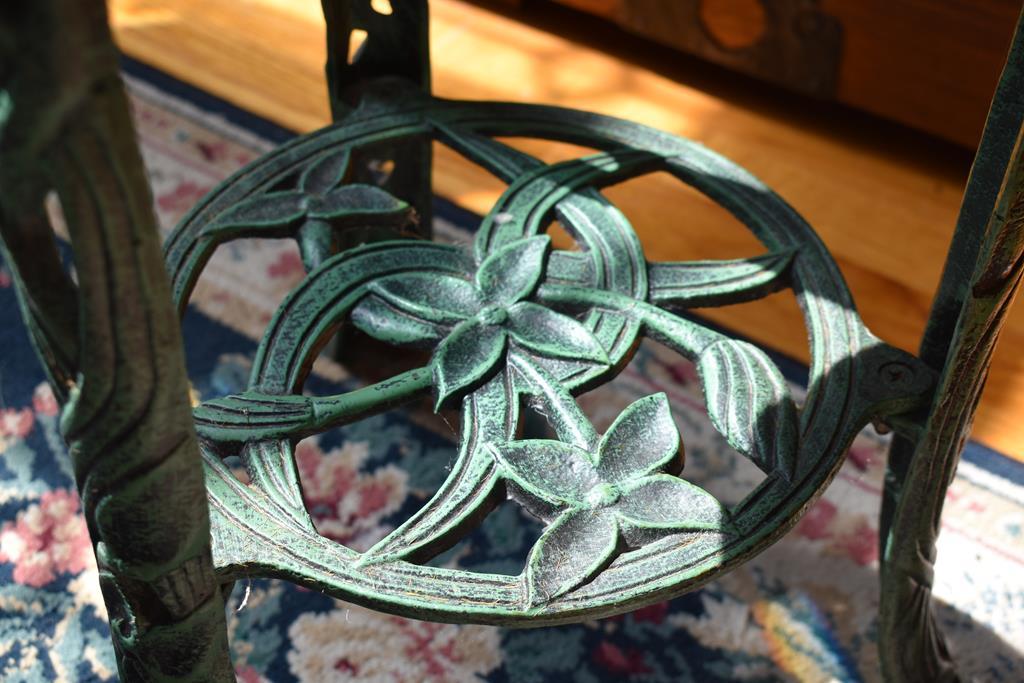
left=1, top=61, right=1022, bottom=682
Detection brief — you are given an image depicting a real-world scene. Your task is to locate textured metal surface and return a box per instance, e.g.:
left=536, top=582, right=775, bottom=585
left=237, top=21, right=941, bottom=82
left=3, top=0, right=1021, bottom=677
left=166, top=88, right=933, bottom=625
left=0, top=1, right=234, bottom=680
left=878, top=8, right=1024, bottom=682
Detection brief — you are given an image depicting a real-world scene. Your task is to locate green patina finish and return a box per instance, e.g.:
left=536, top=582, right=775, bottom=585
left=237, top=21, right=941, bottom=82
left=167, top=91, right=934, bottom=626
left=0, top=1, right=234, bottom=680
left=1, top=0, right=1023, bottom=680
left=878, top=12, right=1024, bottom=681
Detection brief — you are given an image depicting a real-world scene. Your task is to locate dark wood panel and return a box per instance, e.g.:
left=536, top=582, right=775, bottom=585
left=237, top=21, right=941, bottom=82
left=545, top=0, right=1020, bottom=148
left=825, top=0, right=1017, bottom=148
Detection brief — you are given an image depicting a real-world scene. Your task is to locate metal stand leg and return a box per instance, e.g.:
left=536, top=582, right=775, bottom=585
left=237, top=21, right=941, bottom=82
left=879, top=10, right=1024, bottom=679
left=322, top=0, right=433, bottom=240
left=0, top=1, right=235, bottom=679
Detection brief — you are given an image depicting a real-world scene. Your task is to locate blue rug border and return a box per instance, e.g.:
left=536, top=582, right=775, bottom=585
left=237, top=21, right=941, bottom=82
left=120, top=54, right=1024, bottom=485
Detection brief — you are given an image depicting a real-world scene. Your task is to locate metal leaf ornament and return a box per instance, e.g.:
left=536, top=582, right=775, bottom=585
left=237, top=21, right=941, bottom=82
left=353, top=235, right=609, bottom=409
left=202, top=148, right=414, bottom=271
left=490, top=393, right=733, bottom=606
left=697, top=339, right=798, bottom=480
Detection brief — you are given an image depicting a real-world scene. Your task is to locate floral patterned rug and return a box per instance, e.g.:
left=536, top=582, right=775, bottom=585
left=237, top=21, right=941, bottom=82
left=1, top=61, right=1023, bottom=682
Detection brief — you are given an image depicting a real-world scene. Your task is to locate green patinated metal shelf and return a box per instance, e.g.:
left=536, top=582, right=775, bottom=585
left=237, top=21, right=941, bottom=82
left=1, top=1, right=1023, bottom=681
left=172, top=91, right=931, bottom=624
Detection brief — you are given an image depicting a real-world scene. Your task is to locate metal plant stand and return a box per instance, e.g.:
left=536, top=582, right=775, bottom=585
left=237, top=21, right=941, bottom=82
left=1, top=1, right=1022, bottom=681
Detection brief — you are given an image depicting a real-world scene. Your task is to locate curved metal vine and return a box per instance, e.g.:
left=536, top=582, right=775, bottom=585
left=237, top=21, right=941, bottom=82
left=167, top=89, right=933, bottom=624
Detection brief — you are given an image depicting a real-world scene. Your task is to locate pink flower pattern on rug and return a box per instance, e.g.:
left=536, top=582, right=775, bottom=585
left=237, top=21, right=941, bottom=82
left=593, top=641, right=653, bottom=676
left=157, top=180, right=213, bottom=214
left=295, top=439, right=408, bottom=551
left=0, top=489, right=93, bottom=587
left=288, top=605, right=501, bottom=682
left=796, top=498, right=879, bottom=566
left=32, top=383, right=59, bottom=417
left=0, top=407, right=34, bottom=440
left=267, top=250, right=305, bottom=280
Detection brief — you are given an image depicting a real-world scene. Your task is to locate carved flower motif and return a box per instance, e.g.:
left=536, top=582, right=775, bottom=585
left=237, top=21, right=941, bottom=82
left=208, top=150, right=408, bottom=243
left=489, top=393, right=733, bottom=606
left=353, top=235, right=608, bottom=408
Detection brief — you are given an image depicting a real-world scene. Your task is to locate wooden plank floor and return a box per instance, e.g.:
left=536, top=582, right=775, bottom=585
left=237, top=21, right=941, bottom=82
left=109, top=0, right=1024, bottom=460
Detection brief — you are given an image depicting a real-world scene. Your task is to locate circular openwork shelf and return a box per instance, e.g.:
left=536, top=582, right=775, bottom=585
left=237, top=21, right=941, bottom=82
left=165, top=92, right=930, bottom=625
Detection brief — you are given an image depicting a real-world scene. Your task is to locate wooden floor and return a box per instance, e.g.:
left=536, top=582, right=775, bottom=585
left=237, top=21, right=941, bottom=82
left=109, top=0, right=1024, bottom=460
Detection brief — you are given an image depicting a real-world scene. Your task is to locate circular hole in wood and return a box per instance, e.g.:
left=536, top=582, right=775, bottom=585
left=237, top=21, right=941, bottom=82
left=698, top=0, right=767, bottom=51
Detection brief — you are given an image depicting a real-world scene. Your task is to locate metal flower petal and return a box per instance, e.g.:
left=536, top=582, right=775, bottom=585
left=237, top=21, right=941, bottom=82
left=647, top=249, right=795, bottom=308
left=432, top=318, right=507, bottom=409
left=525, top=508, right=619, bottom=606
left=506, top=302, right=609, bottom=364
left=307, top=184, right=411, bottom=225
left=697, top=338, right=798, bottom=480
left=490, top=440, right=601, bottom=507
left=596, top=393, right=681, bottom=483
left=369, top=273, right=482, bottom=324
left=299, top=148, right=351, bottom=194
left=615, top=474, right=732, bottom=532
left=351, top=295, right=446, bottom=347
left=475, top=234, right=550, bottom=306
left=206, top=190, right=308, bottom=232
